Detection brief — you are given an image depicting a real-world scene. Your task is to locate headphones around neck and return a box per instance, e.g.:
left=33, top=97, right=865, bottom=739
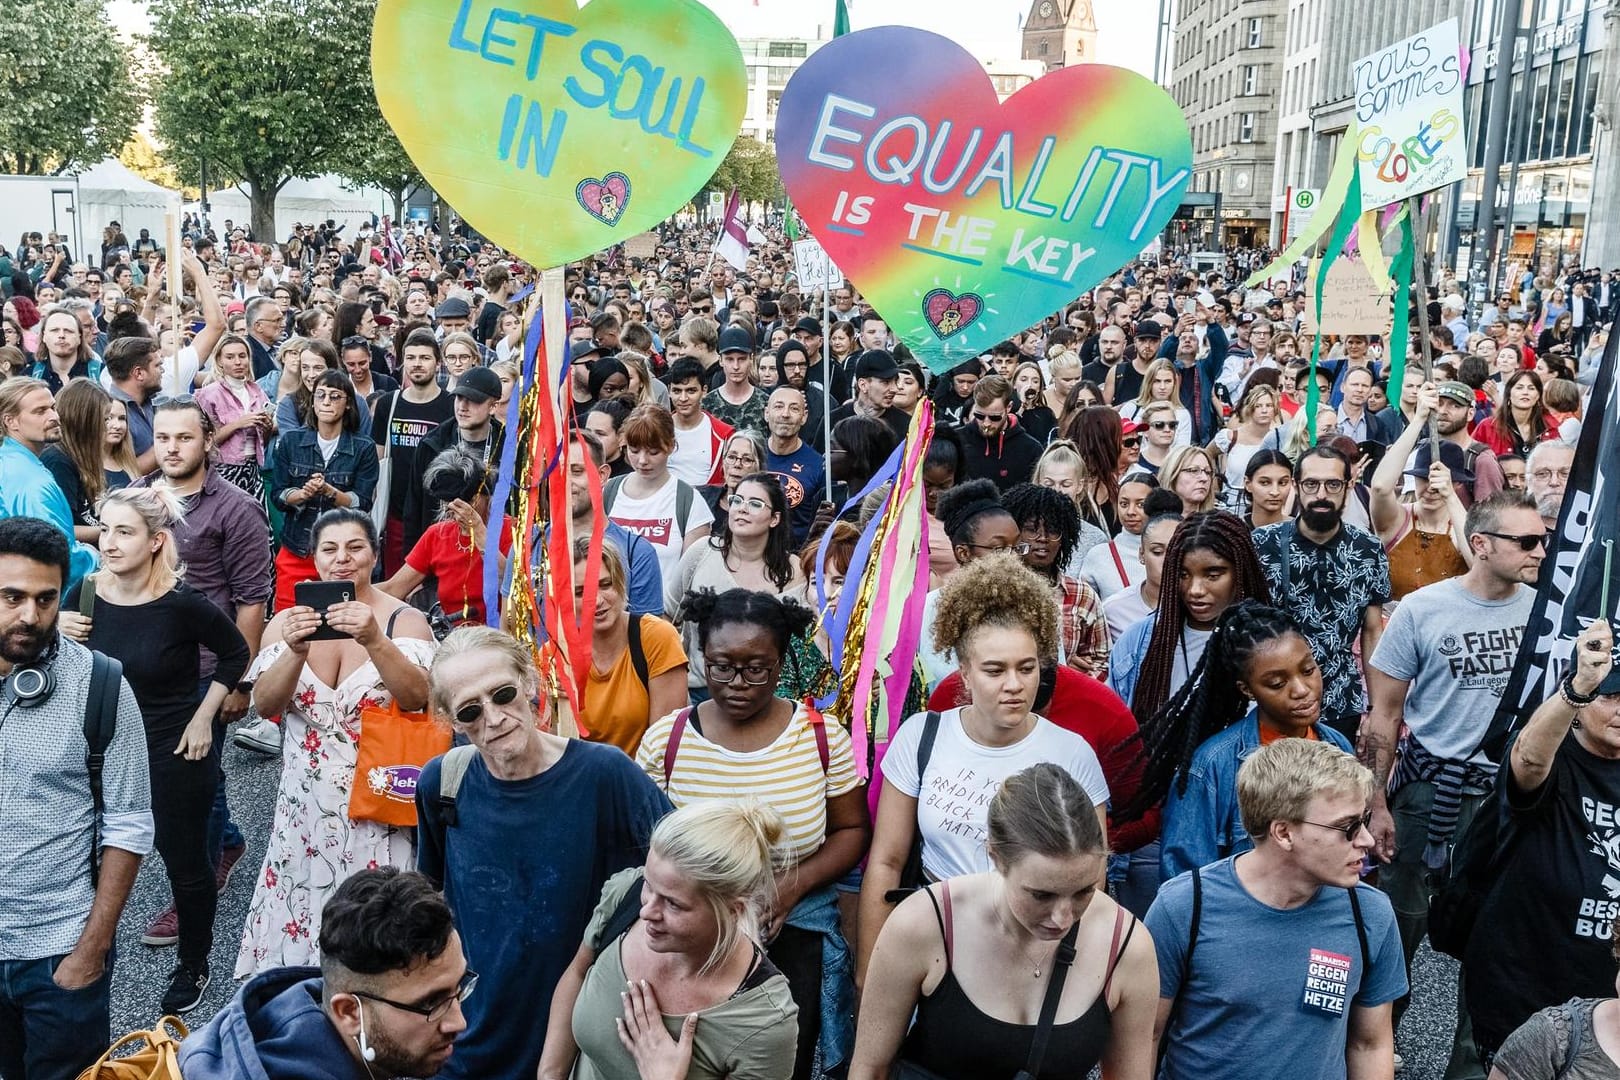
left=1, top=635, right=58, bottom=709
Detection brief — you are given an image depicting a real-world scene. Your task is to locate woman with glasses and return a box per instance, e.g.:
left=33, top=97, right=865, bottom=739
left=269, top=371, right=379, bottom=611
left=1159, top=444, right=1220, bottom=514
left=540, top=799, right=800, bottom=1080
left=698, top=429, right=767, bottom=529
left=417, top=624, right=671, bottom=1080
left=1144, top=601, right=1353, bottom=882
left=859, top=554, right=1111, bottom=992
left=1002, top=483, right=1110, bottom=679
left=1119, top=359, right=1192, bottom=447
left=441, top=332, right=484, bottom=394
left=237, top=509, right=434, bottom=977
left=636, top=588, right=869, bottom=1080
left=1131, top=400, right=1181, bottom=476
left=669, top=473, right=803, bottom=706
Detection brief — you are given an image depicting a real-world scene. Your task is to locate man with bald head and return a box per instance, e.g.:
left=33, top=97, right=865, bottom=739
left=764, top=386, right=824, bottom=544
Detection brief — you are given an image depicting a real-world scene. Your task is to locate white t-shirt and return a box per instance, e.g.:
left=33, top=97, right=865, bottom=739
left=668, top=414, right=717, bottom=487
left=606, top=474, right=714, bottom=586
left=1171, top=626, right=1213, bottom=690
left=881, top=707, right=1110, bottom=881
left=1103, top=583, right=1154, bottom=643
left=100, top=344, right=201, bottom=397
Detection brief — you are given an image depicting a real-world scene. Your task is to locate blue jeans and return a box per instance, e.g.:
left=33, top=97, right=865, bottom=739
left=200, top=680, right=244, bottom=863
left=0, top=952, right=114, bottom=1080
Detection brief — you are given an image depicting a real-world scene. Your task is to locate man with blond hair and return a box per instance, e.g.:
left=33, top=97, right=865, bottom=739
left=1148, top=739, right=1405, bottom=1080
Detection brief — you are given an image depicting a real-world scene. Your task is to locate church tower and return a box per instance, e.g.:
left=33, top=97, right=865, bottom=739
left=1021, top=0, right=1098, bottom=71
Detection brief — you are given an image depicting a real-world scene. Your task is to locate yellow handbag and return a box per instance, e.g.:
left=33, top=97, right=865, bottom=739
left=76, top=1016, right=187, bottom=1080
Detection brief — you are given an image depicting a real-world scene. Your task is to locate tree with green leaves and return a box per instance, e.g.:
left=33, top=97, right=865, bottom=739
left=703, top=136, right=784, bottom=211
left=145, top=0, right=375, bottom=242
left=0, top=0, right=141, bottom=175
left=336, top=64, right=428, bottom=225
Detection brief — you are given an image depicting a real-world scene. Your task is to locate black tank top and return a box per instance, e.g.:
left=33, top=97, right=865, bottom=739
left=898, top=881, right=1131, bottom=1080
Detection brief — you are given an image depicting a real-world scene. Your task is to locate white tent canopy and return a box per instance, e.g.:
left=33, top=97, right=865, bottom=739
left=76, top=158, right=179, bottom=255
left=201, top=175, right=388, bottom=242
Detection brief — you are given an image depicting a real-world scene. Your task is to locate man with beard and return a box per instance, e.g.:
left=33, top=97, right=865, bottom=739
left=764, top=386, right=825, bottom=545
left=1251, top=446, right=1391, bottom=740
left=1524, top=438, right=1574, bottom=532
left=1082, top=324, right=1127, bottom=390
left=403, top=368, right=506, bottom=554
left=958, top=375, right=1044, bottom=492
left=0, top=378, right=98, bottom=585
left=138, top=400, right=273, bottom=924
left=1433, top=381, right=1505, bottom=507
left=1359, top=492, right=1545, bottom=1078
left=180, top=868, right=470, bottom=1080
left=373, top=329, right=455, bottom=575
left=830, top=349, right=910, bottom=441
left=0, top=516, right=151, bottom=1079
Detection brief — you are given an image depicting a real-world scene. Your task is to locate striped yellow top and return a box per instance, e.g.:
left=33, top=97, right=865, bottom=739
left=636, top=703, right=860, bottom=862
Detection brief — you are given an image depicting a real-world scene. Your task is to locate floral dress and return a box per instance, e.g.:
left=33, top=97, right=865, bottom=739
left=234, top=637, right=437, bottom=978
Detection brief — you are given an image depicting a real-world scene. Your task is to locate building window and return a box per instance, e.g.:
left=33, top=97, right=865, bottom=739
left=1240, top=113, right=1256, bottom=142
left=767, top=41, right=806, bottom=58
left=1247, top=17, right=1262, bottom=47
left=1039, top=40, right=1049, bottom=55
left=1243, top=65, right=1257, bottom=95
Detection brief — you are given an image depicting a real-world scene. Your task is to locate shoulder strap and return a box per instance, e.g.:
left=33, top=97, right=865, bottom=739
left=1021, top=913, right=1081, bottom=1078
left=380, top=391, right=400, bottom=461
left=627, top=613, right=649, bottom=691
left=917, top=710, right=941, bottom=782
left=806, top=705, right=829, bottom=775
left=384, top=606, right=403, bottom=638
left=1186, top=864, right=1203, bottom=977
left=675, top=480, right=694, bottom=530
left=84, top=651, right=122, bottom=890
left=79, top=573, right=98, bottom=617
left=1108, top=541, right=1129, bottom=587
left=602, top=474, right=627, bottom=515
left=661, top=706, right=693, bottom=790
left=1101, top=905, right=1133, bottom=1004
left=1554, top=1001, right=1586, bottom=1080
left=436, top=745, right=480, bottom=828
left=939, top=880, right=956, bottom=962
left=922, top=885, right=951, bottom=970
left=599, top=874, right=647, bottom=951
left=1347, top=885, right=1370, bottom=974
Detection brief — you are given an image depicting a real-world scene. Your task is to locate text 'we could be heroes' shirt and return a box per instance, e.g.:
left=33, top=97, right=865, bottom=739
left=373, top=392, right=454, bottom=516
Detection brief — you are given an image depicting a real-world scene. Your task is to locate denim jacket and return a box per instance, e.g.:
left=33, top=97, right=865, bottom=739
left=270, top=428, right=378, bottom=556
left=1159, top=709, right=1353, bottom=882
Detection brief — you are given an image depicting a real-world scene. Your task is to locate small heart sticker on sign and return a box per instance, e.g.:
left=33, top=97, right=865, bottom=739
left=775, top=27, right=1193, bottom=371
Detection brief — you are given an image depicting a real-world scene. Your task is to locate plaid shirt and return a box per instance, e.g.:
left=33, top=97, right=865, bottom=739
left=1057, top=574, right=1110, bottom=679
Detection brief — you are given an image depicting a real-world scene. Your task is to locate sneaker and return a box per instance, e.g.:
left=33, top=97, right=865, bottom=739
left=141, top=905, right=179, bottom=947
left=161, top=963, right=210, bottom=1015
left=215, top=842, right=247, bottom=893
left=233, top=714, right=282, bottom=756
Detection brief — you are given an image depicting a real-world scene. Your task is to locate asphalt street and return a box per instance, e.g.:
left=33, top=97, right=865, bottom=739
left=110, top=741, right=1470, bottom=1078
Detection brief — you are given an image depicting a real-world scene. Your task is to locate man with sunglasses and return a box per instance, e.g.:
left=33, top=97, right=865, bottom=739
left=1359, top=491, right=1544, bottom=1074
left=958, top=374, right=1043, bottom=493
left=181, top=867, right=471, bottom=1080
left=1149, top=739, right=1404, bottom=1080
left=1252, top=445, right=1391, bottom=742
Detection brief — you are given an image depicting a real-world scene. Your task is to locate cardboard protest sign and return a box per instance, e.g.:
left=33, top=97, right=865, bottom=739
left=1353, top=18, right=1467, bottom=210
left=371, top=0, right=747, bottom=269
left=792, top=237, right=841, bottom=291
left=774, top=27, right=1192, bottom=371
left=1298, top=256, right=1393, bottom=337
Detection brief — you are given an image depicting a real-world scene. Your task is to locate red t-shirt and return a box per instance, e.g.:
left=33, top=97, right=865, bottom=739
left=405, top=518, right=515, bottom=626
left=928, top=666, right=1159, bottom=852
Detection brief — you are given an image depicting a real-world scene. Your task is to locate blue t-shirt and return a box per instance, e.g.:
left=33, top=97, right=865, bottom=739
left=767, top=441, right=826, bottom=545
left=1146, top=856, right=1406, bottom=1080
left=416, top=740, right=672, bottom=1080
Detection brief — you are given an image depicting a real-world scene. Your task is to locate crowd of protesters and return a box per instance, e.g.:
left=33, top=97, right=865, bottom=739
left=0, top=211, right=1615, bottom=1080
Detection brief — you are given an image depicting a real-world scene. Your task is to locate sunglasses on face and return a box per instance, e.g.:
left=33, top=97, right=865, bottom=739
left=1299, top=810, right=1374, bottom=843
left=1482, top=530, right=1546, bottom=552
left=452, top=683, right=521, bottom=726
left=1148, top=420, right=1177, bottom=431
left=1122, top=436, right=1141, bottom=448
left=971, top=411, right=1006, bottom=423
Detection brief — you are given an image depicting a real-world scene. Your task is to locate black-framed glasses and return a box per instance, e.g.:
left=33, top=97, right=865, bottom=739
left=341, top=335, right=370, bottom=349
left=692, top=304, right=713, bottom=314
left=968, top=541, right=1031, bottom=555
left=705, top=658, right=777, bottom=685
left=971, top=411, right=1007, bottom=423
left=453, top=684, right=521, bottom=726
left=1122, top=436, right=1141, bottom=448
left=1148, top=420, right=1177, bottom=431
left=1297, top=478, right=1347, bottom=494
left=1482, top=530, right=1546, bottom=552
left=1298, top=811, right=1374, bottom=843
left=354, top=970, right=478, bottom=1024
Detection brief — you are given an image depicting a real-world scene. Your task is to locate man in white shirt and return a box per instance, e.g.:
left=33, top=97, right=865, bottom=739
left=665, top=357, right=730, bottom=487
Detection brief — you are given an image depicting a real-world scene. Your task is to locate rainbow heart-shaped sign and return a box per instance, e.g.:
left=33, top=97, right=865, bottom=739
left=372, top=0, right=747, bottom=269
left=775, top=27, right=1193, bottom=371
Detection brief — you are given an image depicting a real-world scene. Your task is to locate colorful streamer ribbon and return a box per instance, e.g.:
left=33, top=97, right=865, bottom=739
left=1305, top=164, right=1366, bottom=440
left=1245, top=121, right=1360, bottom=289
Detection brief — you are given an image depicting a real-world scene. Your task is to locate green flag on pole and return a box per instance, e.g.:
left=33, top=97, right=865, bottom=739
left=834, top=0, right=851, bottom=37
left=784, top=199, right=800, bottom=241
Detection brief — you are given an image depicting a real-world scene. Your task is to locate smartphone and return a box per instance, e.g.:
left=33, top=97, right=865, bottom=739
left=1182, top=298, right=1197, bottom=316
left=294, top=581, right=356, bottom=640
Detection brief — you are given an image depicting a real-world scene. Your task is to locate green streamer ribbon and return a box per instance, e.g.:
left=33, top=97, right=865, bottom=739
left=1307, top=166, right=1364, bottom=445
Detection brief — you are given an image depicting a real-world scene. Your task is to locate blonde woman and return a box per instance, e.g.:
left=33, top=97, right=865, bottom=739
left=61, top=487, right=252, bottom=1015
left=1032, top=440, right=1111, bottom=574
left=540, top=800, right=800, bottom=1080
left=1118, top=358, right=1191, bottom=446
left=442, top=331, right=483, bottom=393
left=1160, top=444, right=1219, bottom=514
left=1210, top=383, right=1284, bottom=510
left=1046, top=346, right=1083, bottom=420
left=1282, top=404, right=1340, bottom=464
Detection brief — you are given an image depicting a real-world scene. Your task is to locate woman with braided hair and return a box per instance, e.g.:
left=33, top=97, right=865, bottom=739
left=1151, top=601, right=1353, bottom=881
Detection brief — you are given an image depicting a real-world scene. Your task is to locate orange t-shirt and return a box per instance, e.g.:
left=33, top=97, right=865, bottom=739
left=1258, top=719, right=1322, bottom=747
left=583, top=614, right=687, bottom=753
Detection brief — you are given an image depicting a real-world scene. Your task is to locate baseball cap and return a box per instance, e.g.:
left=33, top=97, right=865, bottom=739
left=1134, top=320, right=1164, bottom=340
left=448, top=367, right=502, bottom=403
left=570, top=339, right=604, bottom=364
left=793, top=316, right=823, bottom=336
left=854, top=349, right=900, bottom=381
left=1120, top=418, right=1145, bottom=437
left=435, top=297, right=471, bottom=320
left=718, top=326, right=754, bottom=354
left=1437, top=380, right=1474, bottom=406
